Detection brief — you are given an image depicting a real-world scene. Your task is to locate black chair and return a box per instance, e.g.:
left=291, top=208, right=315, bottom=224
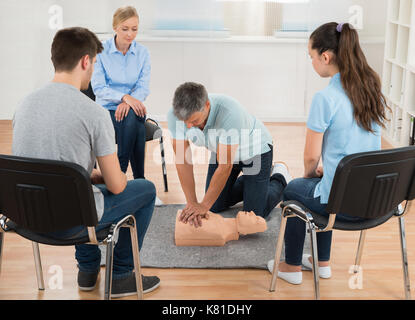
left=0, top=154, right=144, bottom=300
left=82, top=83, right=168, bottom=192
left=269, top=146, right=415, bottom=300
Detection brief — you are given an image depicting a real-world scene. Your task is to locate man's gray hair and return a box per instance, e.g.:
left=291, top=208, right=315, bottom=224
left=173, top=82, right=208, bottom=121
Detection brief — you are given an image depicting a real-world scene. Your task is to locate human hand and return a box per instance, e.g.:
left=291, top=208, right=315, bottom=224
left=115, top=102, right=130, bottom=122
left=122, top=95, right=147, bottom=118
left=179, top=203, right=210, bottom=228
left=90, top=169, right=105, bottom=185
left=315, top=166, right=323, bottom=178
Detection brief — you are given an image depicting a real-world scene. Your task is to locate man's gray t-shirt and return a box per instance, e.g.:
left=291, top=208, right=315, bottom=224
left=12, top=82, right=116, bottom=220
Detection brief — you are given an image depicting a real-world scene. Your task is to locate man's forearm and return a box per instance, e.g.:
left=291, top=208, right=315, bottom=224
left=176, top=163, right=198, bottom=204
left=201, top=165, right=232, bottom=210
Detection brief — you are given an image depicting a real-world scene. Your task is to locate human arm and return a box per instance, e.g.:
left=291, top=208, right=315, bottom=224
left=90, top=168, right=105, bottom=185
left=96, top=152, right=127, bottom=195
left=304, top=92, right=334, bottom=178
left=303, top=128, right=324, bottom=178
left=200, top=143, right=238, bottom=212
left=129, top=48, right=151, bottom=102
left=120, top=48, right=151, bottom=118
left=172, top=138, right=198, bottom=205
left=91, top=54, right=126, bottom=104
left=183, top=143, right=238, bottom=228
left=121, top=95, right=146, bottom=118
left=114, top=102, right=131, bottom=122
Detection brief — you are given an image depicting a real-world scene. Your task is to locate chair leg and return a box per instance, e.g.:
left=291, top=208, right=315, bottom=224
left=354, top=230, right=366, bottom=273
left=398, top=217, right=411, bottom=300
left=31, top=242, right=45, bottom=290
left=309, top=225, right=320, bottom=300
left=104, top=235, right=115, bottom=300
left=0, top=232, right=4, bottom=276
left=129, top=217, right=143, bottom=300
left=159, top=137, right=168, bottom=192
left=269, top=214, right=288, bottom=292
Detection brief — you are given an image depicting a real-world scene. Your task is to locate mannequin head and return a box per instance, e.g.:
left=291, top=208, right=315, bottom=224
left=236, top=211, right=267, bottom=235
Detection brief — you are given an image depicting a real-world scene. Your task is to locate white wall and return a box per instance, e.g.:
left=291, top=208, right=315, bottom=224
left=282, top=0, right=387, bottom=37
left=0, top=0, right=387, bottom=120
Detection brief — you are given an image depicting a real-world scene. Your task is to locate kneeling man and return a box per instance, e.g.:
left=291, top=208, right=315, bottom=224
left=168, top=82, right=292, bottom=228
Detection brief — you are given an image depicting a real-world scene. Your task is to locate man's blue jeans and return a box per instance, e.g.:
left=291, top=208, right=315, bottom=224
left=49, top=179, right=155, bottom=279
left=205, top=146, right=286, bottom=219
left=110, top=109, right=146, bottom=179
left=283, top=178, right=362, bottom=266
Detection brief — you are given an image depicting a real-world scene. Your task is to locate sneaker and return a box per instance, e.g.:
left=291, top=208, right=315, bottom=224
left=267, top=259, right=302, bottom=285
left=301, top=254, right=332, bottom=279
left=78, top=270, right=100, bottom=291
left=271, top=162, right=292, bottom=184
left=155, top=196, right=163, bottom=206
left=111, top=273, right=160, bottom=298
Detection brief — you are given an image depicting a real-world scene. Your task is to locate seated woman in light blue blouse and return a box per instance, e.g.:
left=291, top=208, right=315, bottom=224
left=268, top=22, right=389, bottom=285
left=92, top=6, right=150, bottom=179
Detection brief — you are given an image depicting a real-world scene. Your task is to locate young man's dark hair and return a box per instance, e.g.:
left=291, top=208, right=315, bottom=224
left=51, top=27, right=103, bottom=72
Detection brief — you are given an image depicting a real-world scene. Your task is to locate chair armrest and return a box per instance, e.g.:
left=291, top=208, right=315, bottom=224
left=146, top=118, right=160, bottom=127
left=0, top=216, right=12, bottom=232
left=280, top=200, right=309, bottom=220
left=280, top=200, right=337, bottom=232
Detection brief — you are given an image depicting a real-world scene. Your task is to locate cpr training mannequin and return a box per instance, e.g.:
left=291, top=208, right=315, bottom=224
left=175, top=210, right=267, bottom=246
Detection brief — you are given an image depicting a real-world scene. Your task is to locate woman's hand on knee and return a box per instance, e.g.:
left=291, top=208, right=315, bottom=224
left=115, top=102, right=130, bottom=122
left=122, top=95, right=147, bottom=118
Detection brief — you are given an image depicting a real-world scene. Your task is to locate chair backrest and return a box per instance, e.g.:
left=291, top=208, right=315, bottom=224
left=326, top=146, right=415, bottom=219
left=145, top=120, right=163, bottom=142
left=81, top=82, right=95, bottom=101
left=0, top=155, right=98, bottom=233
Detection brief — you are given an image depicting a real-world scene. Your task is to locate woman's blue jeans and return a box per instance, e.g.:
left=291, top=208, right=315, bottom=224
left=48, top=179, right=156, bottom=279
left=205, top=146, right=287, bottom=219
left=109, top=109, right=146, bottom=179
left=283, top=178, right=361, bottom=266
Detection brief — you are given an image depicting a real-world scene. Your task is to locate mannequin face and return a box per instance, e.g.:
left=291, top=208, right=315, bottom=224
left=238, top=211, right=263, bottom=224
left=236, top=211, right=267, bottom=235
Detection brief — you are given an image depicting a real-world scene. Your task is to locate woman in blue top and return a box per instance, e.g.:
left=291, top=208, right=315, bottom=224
left=268, top=22, right=389, bottom=285
left=92, top=6, right=150, bottom=179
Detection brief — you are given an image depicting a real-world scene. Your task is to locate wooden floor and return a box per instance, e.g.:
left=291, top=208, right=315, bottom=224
left=1, top=119, right=414, bottom=300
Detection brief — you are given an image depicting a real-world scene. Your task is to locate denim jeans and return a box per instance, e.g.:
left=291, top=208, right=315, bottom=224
left=109, top=109, right=146, bottom=179
left=283, top=177, right=362, bottom=266
left=49, top=179, right=156, bottom=279
left=205, top=145, right=287, bottom=219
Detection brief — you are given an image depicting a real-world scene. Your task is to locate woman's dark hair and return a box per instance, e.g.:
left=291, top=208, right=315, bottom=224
left=310, top=22, right=389, bottom=133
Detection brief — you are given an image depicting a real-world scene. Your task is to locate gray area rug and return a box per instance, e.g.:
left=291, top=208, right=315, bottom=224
left=136, top=204, right=311, bottom=270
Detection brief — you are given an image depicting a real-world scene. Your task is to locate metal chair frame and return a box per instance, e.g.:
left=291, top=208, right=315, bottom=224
left=0, top=212, right=143, bottom=300
left=146, top=118, right=168, bottom=192
left=0, top=154, right=145, bottom=300
left=269, top=197, right=412, bottom=300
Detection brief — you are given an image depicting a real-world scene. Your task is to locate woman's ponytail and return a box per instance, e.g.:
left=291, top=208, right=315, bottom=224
left=310, top=22, right=389, bottom=133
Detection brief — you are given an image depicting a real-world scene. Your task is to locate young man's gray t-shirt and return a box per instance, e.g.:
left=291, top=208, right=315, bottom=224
left=12, top=82, right=116, bottom=221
